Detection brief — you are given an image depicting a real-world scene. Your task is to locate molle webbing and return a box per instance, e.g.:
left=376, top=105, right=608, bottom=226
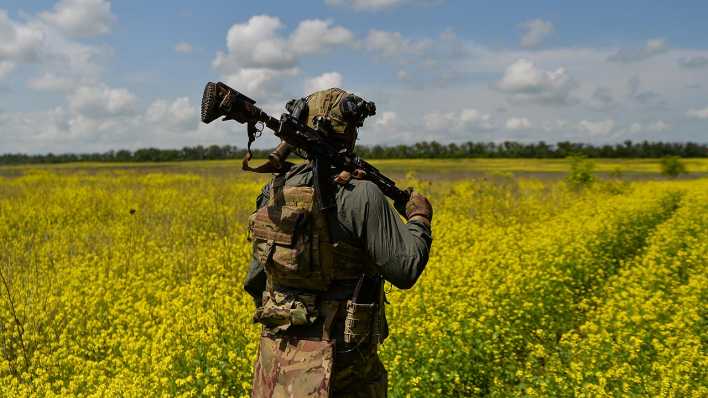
left=249, top=175, right=370, bottom=292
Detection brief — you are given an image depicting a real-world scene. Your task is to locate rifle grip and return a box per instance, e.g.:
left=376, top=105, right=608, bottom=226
left=268, top=142, right=293, bottom=169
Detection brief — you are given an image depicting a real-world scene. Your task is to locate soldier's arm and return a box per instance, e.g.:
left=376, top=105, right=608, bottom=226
left=243, top=182, right=271, bottom=306
left=342, top=181, right=433, bottom=289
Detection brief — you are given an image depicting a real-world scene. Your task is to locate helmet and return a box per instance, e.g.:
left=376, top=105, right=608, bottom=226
left=289, top=88, right=376, bottom=152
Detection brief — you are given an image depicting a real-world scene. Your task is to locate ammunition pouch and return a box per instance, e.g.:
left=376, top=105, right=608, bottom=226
left=343, top=301, right=376, bottom=345
left=343, top=277, right=387, bottom=347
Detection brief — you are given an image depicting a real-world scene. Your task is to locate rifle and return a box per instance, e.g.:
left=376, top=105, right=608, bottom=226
left=200, top=81, right=411, bottom=211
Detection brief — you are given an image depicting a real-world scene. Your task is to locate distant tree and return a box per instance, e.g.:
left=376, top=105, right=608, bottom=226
left=205, top=145, right=225, bottom=160
left=1, top=141, right=707, bottom=165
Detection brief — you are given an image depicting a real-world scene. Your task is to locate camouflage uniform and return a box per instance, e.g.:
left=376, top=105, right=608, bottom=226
left=244, top=89, right=433, bottom=397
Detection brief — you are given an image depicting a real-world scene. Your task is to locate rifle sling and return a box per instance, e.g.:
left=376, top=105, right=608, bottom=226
left=242, top=151, right=293, bottom=174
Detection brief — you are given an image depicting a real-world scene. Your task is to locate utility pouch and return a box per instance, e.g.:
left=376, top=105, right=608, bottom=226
left=343, top=300, right=376, bottom=345
left=253, top=290, right=318, bottom=333
left=249, top=204, right=311, bottom=274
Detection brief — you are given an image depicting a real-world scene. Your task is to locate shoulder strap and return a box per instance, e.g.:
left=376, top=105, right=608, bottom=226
left=267, top=173, right=287, bottom=207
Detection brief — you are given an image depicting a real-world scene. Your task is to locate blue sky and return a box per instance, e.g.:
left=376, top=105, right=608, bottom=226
left=1, top=0, right=707, bottom=153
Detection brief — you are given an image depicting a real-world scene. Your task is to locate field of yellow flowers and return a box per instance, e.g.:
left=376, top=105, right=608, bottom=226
left=0, top=161, right=706, bottom=397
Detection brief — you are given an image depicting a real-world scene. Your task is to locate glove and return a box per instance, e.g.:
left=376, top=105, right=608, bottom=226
left=406, top=191, right=433, bottom=222
left=334, top=169, right=367, bottom=185
left=400, top=190, right=433, bottom=227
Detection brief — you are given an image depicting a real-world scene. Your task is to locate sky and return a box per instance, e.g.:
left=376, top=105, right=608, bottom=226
left=1, top=0, right=707, bottom=154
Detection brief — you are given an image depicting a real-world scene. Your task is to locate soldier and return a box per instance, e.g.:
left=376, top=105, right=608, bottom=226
left=243, top=88, right=433, bottom=397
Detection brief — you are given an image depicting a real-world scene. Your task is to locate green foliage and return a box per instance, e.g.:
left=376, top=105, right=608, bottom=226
left=1, top=140, right=707, bottom=165
left=660, top=156, right=688, bottom=178
left=565, top=155, right=596, bottom=189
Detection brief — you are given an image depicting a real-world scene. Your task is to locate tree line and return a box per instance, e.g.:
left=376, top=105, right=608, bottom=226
left=1, top=141, right=705, bottom=165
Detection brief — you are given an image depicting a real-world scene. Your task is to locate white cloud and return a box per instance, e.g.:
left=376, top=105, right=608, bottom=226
left=289, top=19, right=354, bottom=54
left=0, top=61, right=14, bottom=79
left=39, top=0, right=114, bottom=38
left=617, top=120, right=671, bottom=137
left=214, top=15, right=353, bottom=70
left=424, top=108, right=494, bottom=132
left=366, top=29, right=432, bottom=58
left=496, top=58, right=577, bottom=105
left=588, top=86, right=615, bottom=110
left=325, top=0, right=403, bottom=11
left=374, top=111, right=398, bottom=128
left=69, top=84, right=137, bottom=117
left=678, top=56, right=708, bottom=69
left=0, top=10, right=44, bottom=66
left=222, top=68, right=298, bottom=97
left=1, top=95, right=217, bottom=154
left=542, top=119, right=569, bottom=132
left=175, top=42, right=193, bottom=54
left=145, top=97, right=198, bottom=131
left=607, top=38, right=668, bottom=63
left=577, top=119, right=615, bottom=136
left=506, top=117, right=531, bottom=130
left=27, top=72, right=77, bottom=91
left=216, top=15, right=294, bottom=70
left=626, top=75, right=663, bottom=106
left=520, top=19, right=553, bottom=48
left=3, top=6, right=708, bottom=153
left=304, top=72, right=343, bottom=93
left=459, top=109, right=494, bottom=129
left=686, top=106, right=708, bottom=119
left=0, top=8, right=105, bottom=84
left=213, top=15, right=353, bottom=96
left=647, top=120, right=670, bottom=132
left=0, top=107, right=71, bottom=153
left=397, top=69, right=409, bottom=80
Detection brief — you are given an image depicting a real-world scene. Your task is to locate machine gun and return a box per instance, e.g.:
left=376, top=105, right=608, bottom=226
left=200, top=81, right=411, bottom=211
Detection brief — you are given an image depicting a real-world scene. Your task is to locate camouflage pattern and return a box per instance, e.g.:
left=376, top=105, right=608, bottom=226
left=252, top=335, right=387, bottom=398
left=245, top=163, right=432, bottom=398
left=304, top=88, right=349, bottom=134
left=252, top=336, right=334, bottom=398
left=248, top=183, right=331, bottom=291
left=248, top=177, right=375, bottom=293
left=304, top=88, right=357, bottom=150
left=253, top=290, right=318, bottom=333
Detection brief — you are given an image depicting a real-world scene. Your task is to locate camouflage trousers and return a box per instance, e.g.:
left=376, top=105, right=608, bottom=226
left=252, top=335, right=387, bottom=398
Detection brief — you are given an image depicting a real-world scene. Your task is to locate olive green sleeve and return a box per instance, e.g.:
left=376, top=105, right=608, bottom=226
left=339, top=181, right=433, bottom=289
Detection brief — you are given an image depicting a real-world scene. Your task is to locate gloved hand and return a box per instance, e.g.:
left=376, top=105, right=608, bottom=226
left=395, top=189, right=433, bottom=227
left=334, top=169, right=367, bottom=185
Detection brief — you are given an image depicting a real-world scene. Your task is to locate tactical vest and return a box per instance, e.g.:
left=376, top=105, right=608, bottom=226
left=248, top=173, right=385, bottom=344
